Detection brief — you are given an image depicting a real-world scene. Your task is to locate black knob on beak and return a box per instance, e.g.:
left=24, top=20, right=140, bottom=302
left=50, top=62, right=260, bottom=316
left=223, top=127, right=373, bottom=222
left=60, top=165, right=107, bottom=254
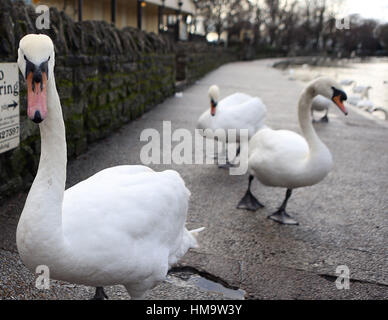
left=33, top=111, right=43, bottom=123
left=33, top=69, right=42, bottom=84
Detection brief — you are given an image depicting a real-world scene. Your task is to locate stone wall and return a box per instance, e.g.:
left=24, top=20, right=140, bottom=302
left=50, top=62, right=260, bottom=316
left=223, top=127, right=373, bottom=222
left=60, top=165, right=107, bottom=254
left=176, top=42, right=237, bottom=86
left=0, top=0, right=237, bottom=201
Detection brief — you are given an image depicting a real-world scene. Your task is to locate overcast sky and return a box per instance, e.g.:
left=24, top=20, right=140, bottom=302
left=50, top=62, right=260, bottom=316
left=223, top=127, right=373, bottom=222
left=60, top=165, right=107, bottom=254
left=343, top=0, right=388, bottom=22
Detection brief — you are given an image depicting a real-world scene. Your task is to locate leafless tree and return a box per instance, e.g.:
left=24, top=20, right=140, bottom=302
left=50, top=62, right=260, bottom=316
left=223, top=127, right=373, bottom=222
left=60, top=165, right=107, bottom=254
left=377, top=23, right=388, bottom=50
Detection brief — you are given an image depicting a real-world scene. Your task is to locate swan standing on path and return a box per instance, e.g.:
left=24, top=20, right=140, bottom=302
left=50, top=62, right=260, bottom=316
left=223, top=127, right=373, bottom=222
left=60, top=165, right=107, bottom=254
left=237, top=77, right=348, bottom=225
left=197, top=85, right=267, bottom=168
left=16, top=34, right=203, bottom=300
left=311, top=95, right=334, bottom=123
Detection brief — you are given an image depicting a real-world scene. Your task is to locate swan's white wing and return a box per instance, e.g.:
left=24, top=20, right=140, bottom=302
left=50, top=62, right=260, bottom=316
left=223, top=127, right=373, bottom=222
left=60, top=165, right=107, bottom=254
left=218, top=92, right=252, bottom=107
left=62, top=165, right=196, bottom=285
left=248, top=129, right=309, bottom=187
left=197, top=94, right=267, bottom=140
left=196, top=92, right=253, bottom=131
left=216, top=97, right=267, bottom=137
left=197, top=108, right=212, bottom=131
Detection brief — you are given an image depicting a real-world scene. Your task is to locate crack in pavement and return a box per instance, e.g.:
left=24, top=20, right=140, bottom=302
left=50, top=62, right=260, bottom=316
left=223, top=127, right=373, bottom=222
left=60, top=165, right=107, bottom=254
left=168, top=265, right=241, bottom=291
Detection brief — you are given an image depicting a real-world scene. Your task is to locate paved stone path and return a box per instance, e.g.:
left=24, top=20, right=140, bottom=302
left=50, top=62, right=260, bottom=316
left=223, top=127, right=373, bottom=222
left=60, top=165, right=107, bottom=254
left=0, top=59, right=387, bottom=299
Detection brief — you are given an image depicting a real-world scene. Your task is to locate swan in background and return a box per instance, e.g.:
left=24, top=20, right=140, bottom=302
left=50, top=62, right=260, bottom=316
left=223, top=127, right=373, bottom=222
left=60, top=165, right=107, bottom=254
left=288, top=68, right=296, bottom=80
left=340, top=79, right=355, bottom=86
left=371, top=107, right=388, bottom=120
left=353, top=85, right=372, bottom=96
left=197, top=85, right=267, bottom=168
left=16, top=34, right=203, bottom=300
left=237, top=77, right=348, bottom=225
left=348, top=86, right=371, bottom=106
left=311, top=95, right=335, bottom=123
left=356, top=98, right=374, bottom=111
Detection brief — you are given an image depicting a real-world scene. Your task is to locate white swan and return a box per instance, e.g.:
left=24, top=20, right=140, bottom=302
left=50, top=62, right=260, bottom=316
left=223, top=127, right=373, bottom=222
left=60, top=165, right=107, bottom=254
left=311, top=95, right=334, bottom=123
left=356, top=98, right=374, bottom=111
left=340, top=79, right=355, bottom=86
left=371, top=107, right=388, bottom=120
left=353, top=85, right=372, bottom=96
left=197, top=85, right=267, bottom=167
left=16, top=34, right=203, bottom=300
left=237, top=77, right=348, bottom=225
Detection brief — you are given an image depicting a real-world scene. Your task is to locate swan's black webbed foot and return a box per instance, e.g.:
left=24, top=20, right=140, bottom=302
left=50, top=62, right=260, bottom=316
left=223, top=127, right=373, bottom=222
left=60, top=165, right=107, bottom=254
left=91, top=287, right=109, bottom=300
left=212, top=153, right=220, bottom=161
left=237, top=190, right=264, bottom=211
left=218, top=160, right=236, bottom=168
left=268, top=209, right=299, bottom=225
left=268, top=189, right=298, bottom=225
left=319, top=114, right=329, bottom=123
left=237, top=175, right=264, bottom=211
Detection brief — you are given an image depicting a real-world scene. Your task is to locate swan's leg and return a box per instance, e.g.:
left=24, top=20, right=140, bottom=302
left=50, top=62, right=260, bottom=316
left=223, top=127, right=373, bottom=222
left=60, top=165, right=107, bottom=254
left=212, top=140, right=224, bottom=161
left=218, top=143, right=237, bottom=168
left=319, top=108, right=329, bottom=123
left=237, top=175, right=264, bottom=211
left=91, top=286, right=109, bottom=300
left=268, top=189, right=299, bottom=225
left=232, top=144, right=241, bottom=161
left=311, top=109, right=317, bottom=123
left=125, top=284, right=146, bottom=300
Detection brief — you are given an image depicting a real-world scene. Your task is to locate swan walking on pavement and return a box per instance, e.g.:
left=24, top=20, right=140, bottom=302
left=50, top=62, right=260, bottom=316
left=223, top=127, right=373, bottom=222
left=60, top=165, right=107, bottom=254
left=197, top=85, right=267, bottom=168
left=16, top=34, right=203, bottom=300
left=311, top=95, right=335, bottom=123
left=237, top=77, right=348, bottom=225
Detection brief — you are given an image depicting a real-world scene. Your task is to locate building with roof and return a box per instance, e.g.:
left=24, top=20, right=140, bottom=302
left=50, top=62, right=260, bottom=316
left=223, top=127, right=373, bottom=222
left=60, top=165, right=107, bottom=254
left=25, top=0, right=199, bottom=40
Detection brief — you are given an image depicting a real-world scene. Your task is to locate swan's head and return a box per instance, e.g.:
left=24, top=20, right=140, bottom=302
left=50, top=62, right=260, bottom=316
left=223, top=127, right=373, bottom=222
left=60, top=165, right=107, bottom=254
left=311, top=77, right=348, bottom=115
left=208, top=85, right=220, bottom=116
left=17, top=34, right=55, bottom=124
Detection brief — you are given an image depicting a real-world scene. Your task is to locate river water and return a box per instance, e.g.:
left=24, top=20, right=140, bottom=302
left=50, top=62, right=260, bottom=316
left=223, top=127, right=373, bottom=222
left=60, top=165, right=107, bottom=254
left=281, top=57, right=388, bottom=119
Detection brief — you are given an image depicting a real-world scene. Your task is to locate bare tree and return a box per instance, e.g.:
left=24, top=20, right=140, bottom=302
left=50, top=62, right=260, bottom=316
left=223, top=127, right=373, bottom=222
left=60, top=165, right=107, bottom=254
left=377, top=23, right=388, bottom=50
left=195, top=0, right=385, bottom=57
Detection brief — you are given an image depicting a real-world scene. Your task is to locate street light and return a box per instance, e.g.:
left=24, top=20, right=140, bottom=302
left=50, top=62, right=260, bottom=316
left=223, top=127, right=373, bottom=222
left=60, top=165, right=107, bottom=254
left=176, top=1, right=183, bottom=41
left=159, top=0, right=166, bottom=32
left=137, top=0, right=146, bottom=29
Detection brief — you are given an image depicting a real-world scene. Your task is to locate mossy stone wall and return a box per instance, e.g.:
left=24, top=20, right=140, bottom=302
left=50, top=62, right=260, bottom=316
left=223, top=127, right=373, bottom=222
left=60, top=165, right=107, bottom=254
left=0, top=0, right=237, bottom=201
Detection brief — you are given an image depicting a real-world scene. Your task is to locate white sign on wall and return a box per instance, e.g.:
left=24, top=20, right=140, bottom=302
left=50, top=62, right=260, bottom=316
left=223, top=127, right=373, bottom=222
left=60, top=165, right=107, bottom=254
left=0, top=63, right=20, bottom=154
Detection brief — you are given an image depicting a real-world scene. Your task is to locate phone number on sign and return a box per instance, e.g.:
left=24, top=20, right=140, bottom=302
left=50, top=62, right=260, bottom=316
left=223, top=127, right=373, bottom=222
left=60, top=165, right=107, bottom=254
left=0, top=125, right=19, bottom=140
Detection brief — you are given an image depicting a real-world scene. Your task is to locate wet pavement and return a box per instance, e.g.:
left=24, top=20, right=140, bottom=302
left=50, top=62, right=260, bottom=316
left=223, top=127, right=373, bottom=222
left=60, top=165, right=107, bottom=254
left=0, top=59, right=387, bottom=299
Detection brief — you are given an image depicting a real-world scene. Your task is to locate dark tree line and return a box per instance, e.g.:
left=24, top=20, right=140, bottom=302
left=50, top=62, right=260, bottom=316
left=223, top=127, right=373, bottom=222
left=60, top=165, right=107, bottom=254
left=196, top=0, right=388, bottom=57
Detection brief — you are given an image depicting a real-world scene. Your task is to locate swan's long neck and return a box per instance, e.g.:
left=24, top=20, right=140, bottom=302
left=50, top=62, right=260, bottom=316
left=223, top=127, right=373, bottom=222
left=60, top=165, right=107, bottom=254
left=297, top=86, right=333, bottom=179
left=17, top=74, right=68, bottom=267
left=298, top=86, right=326, bottom=154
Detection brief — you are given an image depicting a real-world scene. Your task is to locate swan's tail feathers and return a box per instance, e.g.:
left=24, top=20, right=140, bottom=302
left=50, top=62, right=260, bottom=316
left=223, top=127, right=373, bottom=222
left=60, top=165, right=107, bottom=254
left=189, top=227, right=205, bottom=237
left=188, top=227, right=205, bottom=249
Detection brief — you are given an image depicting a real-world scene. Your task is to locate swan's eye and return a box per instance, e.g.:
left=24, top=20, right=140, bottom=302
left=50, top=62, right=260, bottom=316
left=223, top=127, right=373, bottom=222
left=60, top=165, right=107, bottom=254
left=24, top=55, right=28, bottom=61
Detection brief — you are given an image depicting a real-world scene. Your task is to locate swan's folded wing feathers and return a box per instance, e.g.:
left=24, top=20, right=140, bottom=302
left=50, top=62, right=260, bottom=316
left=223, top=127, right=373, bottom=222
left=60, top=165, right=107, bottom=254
left=218, top=92, right=252, bottom=107
left=62, top=166, right=190, bottom=253
left=217, top=97, right=266, bottom=134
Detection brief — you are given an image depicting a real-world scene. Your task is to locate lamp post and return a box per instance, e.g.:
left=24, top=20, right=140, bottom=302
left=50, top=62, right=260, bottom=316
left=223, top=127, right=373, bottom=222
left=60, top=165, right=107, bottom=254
left=137, top=0, right=145, bottom=30
left=159, top=0, right=165, bottom=33
left=176, top=1, right=183, bottom=41
left=78, top=0, right=83, bottom=22
left=111, top=0, right=117, bottom=25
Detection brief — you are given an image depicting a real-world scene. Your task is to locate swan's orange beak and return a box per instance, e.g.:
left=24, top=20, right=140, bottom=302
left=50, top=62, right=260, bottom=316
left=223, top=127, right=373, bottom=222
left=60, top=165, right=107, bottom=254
left=26, top=71, right=48, bottom=123
left=332, top=95, right=348, bottom=115
left=210, top=100, right=217, bottom=116
left=331, top=87, right=348, bottom=115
